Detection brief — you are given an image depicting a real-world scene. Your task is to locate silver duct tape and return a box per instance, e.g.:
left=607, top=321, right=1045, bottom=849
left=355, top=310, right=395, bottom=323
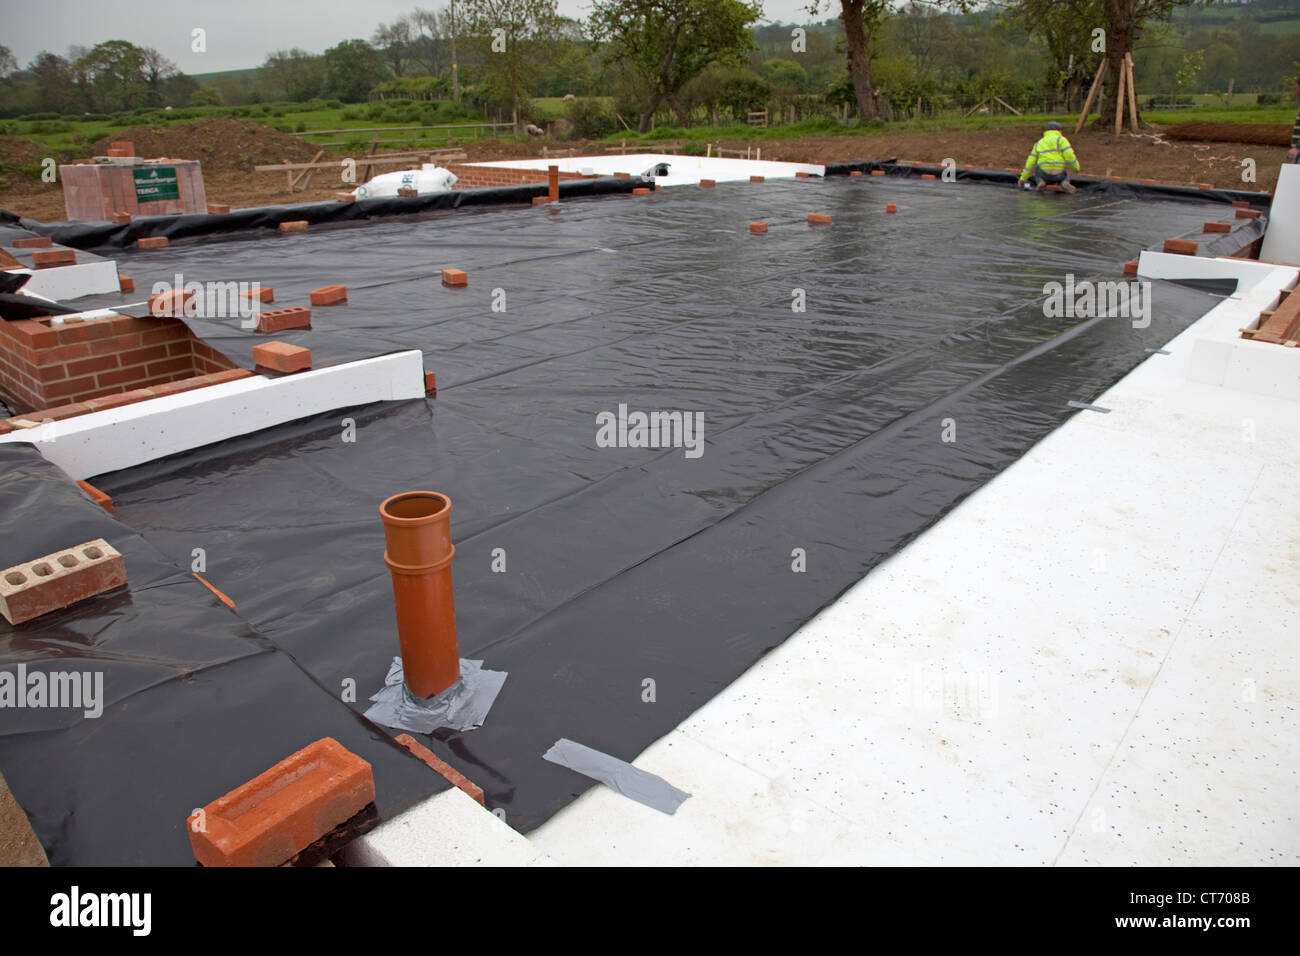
left=363, top=657, right=506, bottom=733
left=543, top=738, right=691, bottom=815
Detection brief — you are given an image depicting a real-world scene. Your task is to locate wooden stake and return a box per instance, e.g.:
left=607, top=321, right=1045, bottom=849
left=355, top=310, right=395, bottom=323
left=1125, top=52, right=1139, bottom=133
left=1075, top=59, right=1107, bottom=134
left=1114, top=56, right=1126, bottom=136
left=992, top=95, right=1023, bottom=116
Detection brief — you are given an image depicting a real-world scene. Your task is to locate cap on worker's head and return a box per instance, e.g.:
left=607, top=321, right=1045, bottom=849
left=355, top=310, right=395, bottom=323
left=1045, top=121, right=1063, bottom=131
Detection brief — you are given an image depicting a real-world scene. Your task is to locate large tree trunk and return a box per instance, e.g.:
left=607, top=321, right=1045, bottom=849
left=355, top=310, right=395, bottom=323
left=638, top=92, right=664, bottom=134
left=1097, top=0, right=1142, bottom=132
left=841, top=0, right=877, bottom=120
left=667, top=94, right=690, bottom=128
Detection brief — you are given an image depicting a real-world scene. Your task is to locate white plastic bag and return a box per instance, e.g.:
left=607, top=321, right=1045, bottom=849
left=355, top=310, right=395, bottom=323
left=353, top=164, right=459, bottom=199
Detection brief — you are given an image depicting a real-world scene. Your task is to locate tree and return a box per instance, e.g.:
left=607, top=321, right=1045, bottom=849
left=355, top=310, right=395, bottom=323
left=589, top=0, right=762, bottom=133
left=459, top=0, right=561, bottom=127
left=1096, top=0, right=1203, bottom=131
left=374, top=16, right=415, bottom=77
left=323, top=39, right=390, bottom=102
left=75, top=40, right=150, bottom=111
left=27, top=52, right=80, bottom=112
left=258, top=48, right=327, bottom=102
left=190, top=86, right=224, bottom=106
left=0, top=46, right=17, bottom=77
left=807, top=1, right=970, bottom=120
left=1005, top=0, right=1102, bottom=111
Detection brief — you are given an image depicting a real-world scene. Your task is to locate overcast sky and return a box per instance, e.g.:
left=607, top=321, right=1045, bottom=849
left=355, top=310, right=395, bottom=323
left=6, top=0, right=831, bottom=74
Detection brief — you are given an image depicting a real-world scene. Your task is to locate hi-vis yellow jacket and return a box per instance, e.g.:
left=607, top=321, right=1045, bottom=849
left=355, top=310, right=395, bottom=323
left=1018, top=131, right=1080, bottom=182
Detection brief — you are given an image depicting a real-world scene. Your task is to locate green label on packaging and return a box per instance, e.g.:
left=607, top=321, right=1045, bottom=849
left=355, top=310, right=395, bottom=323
left=133, top=166, right=179, bottom=201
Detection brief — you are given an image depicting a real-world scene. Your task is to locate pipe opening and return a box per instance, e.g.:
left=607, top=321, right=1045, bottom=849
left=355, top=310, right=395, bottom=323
left=381, top=492, right=449, bottom=521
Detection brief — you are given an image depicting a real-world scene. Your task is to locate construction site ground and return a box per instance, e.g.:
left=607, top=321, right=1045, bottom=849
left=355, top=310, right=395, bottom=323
left=0, top=120, right=1287, bottom=222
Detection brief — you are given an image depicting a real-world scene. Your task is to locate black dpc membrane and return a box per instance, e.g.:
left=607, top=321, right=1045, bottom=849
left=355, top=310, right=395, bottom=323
left=1, top=175, right=1237, bottom=861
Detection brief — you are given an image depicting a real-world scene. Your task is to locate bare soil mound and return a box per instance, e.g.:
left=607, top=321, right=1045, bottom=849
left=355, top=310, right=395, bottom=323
left=1163, top=122, right=1290, bottom=146
left=90, top=118, right=327, bottom=172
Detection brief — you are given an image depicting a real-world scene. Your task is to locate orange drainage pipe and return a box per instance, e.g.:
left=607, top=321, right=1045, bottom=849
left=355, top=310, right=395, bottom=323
left=379, top=491, right=459, bottom=698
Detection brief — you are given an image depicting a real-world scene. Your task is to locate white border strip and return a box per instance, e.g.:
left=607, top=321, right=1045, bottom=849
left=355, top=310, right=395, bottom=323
left=0, top=350, right=427, bottom=479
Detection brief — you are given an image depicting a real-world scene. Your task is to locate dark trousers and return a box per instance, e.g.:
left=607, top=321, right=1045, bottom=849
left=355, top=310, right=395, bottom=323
left=1031, top=168, right=1070, bottom=185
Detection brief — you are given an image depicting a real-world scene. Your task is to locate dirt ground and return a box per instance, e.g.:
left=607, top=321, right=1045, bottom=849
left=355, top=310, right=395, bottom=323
left=0, top=120, right=1285, bottom=222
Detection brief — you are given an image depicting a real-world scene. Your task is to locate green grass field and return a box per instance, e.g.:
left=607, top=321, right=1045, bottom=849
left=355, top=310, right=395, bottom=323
left=1, top=97, right=1293, bottom=157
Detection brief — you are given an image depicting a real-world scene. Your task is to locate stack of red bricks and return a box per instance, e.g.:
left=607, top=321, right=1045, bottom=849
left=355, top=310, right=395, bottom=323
left=0, top=312, right=238, bottom=412
left=1241, top=287, right=1300, bottom=347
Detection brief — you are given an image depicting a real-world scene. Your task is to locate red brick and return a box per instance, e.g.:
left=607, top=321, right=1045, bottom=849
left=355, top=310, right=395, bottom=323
left=66, top=354, right=121, bottom=377
left=1144, top=178, right=1157, bottom=185
left=252, top=341, right=311, bottom=374
left=114, top=344, right=170, bottom=368
left=808, top=213, right=832, bottom=225
left=441, top=268, right=468, bottom=287
left=886, top=203, right=898, bottom=213
left=870, top=170, right=886, bottom=176
left=148, top=289, right=194, bottom=317
left=699, top=179, right=715, bottom=187
left=12, top=236, right=52, bottom=248
left=32, top=249, right=75, bottom=268
left=83, top=390, right=152, bottom=412
left=111, top=213, right=131, bottom=225
left=186, top=737, right=374, bottom=867
left=118, top=275, right=134, bottom=293
left=1203, top=222, right=1230, bottom=233
left=309, top=285, right=346, bottom=307
left=1123, top=260, right=1139, bottom=276
left=1197, top=183, right=1214, bottom=190
left=7, top=402, right=91, bottom=424
left=424, top=370, right=436, bottom=393
left=749, top=221, right=768, bottom=234
left=795, top=171, right=811, bottom=178
left=242, top=285, right=273, bottom=303
left=1163, top=238, right=1198, bottom=255
left=632, top=187, right=651, bottom=195
left=394, top=734, right=484, bottom=806
left=207, top=203, right=231, bottom=215
left=0, top=539, right=127, bottom=626
left=89, top=333, right=144, bottom=355
left=205, top=368, right=255, bottom=385
left=136, top=236, right=168, bottom=249
left=921, top=173, right=937, bottom=180
left=43, top=375, right=98, bottom=400
left=140, top=325, right=189, bottom=345
left=256, top=307, right=312, bottom=334
left=143, top=357, right=192, bottom=378
left=97, top=366, right=150, bottom=388
left=849, top=170, right=863, bottom=176
left=279, top=220, right=309, bottom=233
left=1236, top=209, right=1261, bottom=219
left=750, top=175, right=765, bottom=183
left=76, top=480, right=114, bottom=515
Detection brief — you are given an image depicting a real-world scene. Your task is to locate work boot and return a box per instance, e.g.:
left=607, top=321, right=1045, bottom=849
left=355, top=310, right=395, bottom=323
left=1060, top=181, right=1077, bottom=194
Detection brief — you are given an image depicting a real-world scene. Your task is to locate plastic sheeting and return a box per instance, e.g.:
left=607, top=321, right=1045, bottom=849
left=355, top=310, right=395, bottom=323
left=1, top=175, right=646, bottom=252
left=0, top=442, right=448, bottom=865
left=2, top=175, right=1238, bottom=854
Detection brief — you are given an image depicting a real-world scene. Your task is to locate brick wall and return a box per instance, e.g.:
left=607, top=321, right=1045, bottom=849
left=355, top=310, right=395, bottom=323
left=445, top=164, right=597, bottom=191
left=0, top=313, right=236, bottom=413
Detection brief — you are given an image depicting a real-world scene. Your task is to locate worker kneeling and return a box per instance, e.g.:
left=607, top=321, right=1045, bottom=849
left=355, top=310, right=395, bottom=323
left=1018, top=121, right=1080, bottom=193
